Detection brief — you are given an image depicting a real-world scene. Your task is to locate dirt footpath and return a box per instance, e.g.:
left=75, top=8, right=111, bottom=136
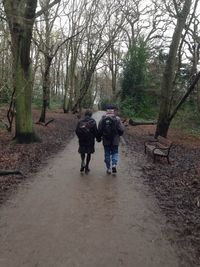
left=0, top=112, right=181, bottom=267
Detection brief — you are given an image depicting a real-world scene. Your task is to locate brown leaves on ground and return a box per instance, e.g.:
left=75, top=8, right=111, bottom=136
left=0, top=109, right=77, bottom=205
left=125, top=125, right=200, bottom=266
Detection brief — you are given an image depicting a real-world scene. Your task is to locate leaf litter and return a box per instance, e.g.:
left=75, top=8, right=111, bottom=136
left=125, top=124, right=200, bottom=266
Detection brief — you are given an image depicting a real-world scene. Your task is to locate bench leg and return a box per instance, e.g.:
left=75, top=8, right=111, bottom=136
left=144, top=146, right=147, bottom=154
left=153, top=154, right=156, bottom=163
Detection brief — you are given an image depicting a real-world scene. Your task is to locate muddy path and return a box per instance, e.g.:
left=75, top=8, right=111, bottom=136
left=0, top=112, right=181, bottom=267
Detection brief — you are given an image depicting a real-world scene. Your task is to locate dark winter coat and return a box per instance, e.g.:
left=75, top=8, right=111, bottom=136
left=75, top=116, right=99, bottom=154
left=98, top=114, right=124, bottom=146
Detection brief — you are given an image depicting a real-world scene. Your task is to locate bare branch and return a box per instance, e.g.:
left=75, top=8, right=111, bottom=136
left=35, top=0, right=61, bottom=18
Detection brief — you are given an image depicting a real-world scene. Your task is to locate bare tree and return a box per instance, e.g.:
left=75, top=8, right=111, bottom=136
left=64, top=0, right=87, bottom=112
left=34, top=0, right=62, bottom=123
left=71, top=0, right=125, bottom=112
left=155, top=0, right=193, bottom=137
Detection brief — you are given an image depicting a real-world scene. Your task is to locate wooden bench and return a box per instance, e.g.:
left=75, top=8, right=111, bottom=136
left=144, top=136, right=172, bottom=164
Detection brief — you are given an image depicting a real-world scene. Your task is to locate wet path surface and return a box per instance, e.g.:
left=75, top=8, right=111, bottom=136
left=0, top=112, right=180, bottom=267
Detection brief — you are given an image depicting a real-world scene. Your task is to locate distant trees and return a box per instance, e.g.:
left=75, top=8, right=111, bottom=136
left=0, top=18, right=12, bottom=103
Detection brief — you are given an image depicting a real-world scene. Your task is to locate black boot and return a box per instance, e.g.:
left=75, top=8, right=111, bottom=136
left=85, top=166, right=90, bottom=173
left=80, top=162, right=85, bottom=172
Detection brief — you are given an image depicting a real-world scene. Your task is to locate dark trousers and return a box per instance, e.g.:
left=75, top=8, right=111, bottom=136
left=81, top=153, right=91, bottom=168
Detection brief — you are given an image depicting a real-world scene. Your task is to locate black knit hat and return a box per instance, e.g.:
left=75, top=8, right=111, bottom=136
left=106, top=104, right=114, bottom=110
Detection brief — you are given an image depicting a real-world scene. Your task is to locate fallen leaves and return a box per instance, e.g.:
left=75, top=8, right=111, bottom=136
left=125, top=125, right=200, bottom=265
left=0, top=110, right=77, bottom=205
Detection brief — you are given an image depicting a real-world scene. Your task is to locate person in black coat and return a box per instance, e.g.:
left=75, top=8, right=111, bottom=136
left=75, top=110, right=100, bottom=173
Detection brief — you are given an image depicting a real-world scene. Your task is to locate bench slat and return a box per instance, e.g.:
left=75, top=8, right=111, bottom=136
left=146, top=145, right=168, bottom=156
left=153, top=148, right=168, bottom=156
left=144, top=135, right=172, bottom=164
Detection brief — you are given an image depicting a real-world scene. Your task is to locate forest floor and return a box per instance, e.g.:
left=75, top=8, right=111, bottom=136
left=125, top=124, right=200, bottom=266
left=0, top=109, right=199, bottom=265
left=0, top=109, right=78, bottom=205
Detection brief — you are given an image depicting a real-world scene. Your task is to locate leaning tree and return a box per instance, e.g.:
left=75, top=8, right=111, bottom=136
left=155, top=0, right=196, bottom=137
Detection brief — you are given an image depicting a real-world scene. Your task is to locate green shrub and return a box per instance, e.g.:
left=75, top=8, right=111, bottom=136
left=32, top=98, right=42, bottom=109
left=50, top=96, right=63, bottom=109
left=172, top=103, right=200, bottom=134
left=32, top=96, right=63, bottom=110
left=120, top=95, right=157, bottom=120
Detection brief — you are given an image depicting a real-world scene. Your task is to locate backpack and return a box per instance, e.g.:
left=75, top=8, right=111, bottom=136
left=76, top=120, right=92, bottom=140
left=102, top=116, right=117, bottom=140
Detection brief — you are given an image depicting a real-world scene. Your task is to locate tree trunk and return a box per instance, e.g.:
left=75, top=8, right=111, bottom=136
left=63, top=79, right=69, bottom=113
left=39, top=57, right=52, bottom=123
left=72, top=73, right=94, bottom=112
left=3, top=0, right=38, bottom=143
left=67, top=44, right=78, bottom=112
left=197, top=80, right=200, bottom=111
left=63, top=61, right=69, bottom=113
left=155, top=118, right=170, bottom=138
left=13, top=41, right=36, bottom=142
left=155, top=0, right=192, bottom=138
left=110, top=46, right=118, bottom=96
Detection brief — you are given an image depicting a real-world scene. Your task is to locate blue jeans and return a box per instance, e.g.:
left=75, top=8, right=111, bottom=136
left=104, top=145, right=119, bottom=169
